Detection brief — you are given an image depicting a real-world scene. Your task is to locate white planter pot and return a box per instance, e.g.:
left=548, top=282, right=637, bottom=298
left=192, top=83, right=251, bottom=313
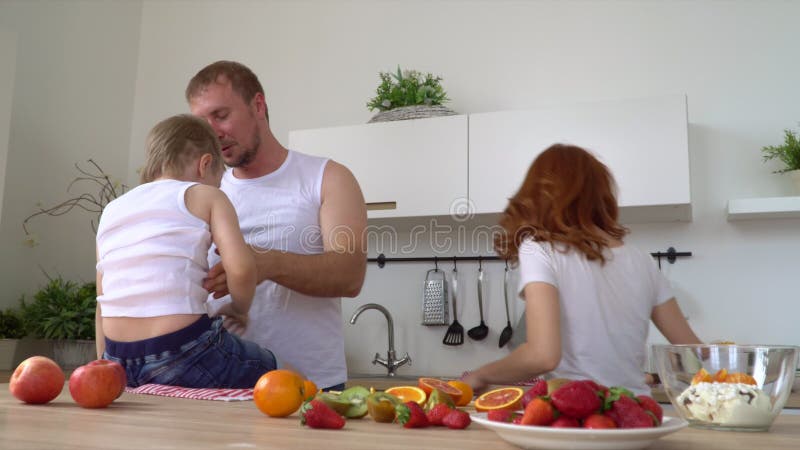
left=0, top=339, right=18, bottom=370
left=788, top=169, right=800, bottom=195
left=52, top=340, right=96, bottom=370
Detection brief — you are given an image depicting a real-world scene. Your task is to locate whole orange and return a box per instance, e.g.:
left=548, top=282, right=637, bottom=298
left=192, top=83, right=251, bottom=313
left=253, top=369, right=305, bottom=417
left=302, top=379, right=318, bottom=401
left=447, top=380, right=474, bottom=407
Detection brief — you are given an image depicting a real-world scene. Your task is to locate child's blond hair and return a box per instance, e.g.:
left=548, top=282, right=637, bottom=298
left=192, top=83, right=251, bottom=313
left=140, top=114, right=224, bottom=184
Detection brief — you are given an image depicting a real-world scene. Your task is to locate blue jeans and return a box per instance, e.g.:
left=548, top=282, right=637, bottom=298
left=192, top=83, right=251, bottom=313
left=103, top=315, right=278, bottom=389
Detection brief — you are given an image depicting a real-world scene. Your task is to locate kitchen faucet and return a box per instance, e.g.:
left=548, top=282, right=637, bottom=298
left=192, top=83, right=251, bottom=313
left=349, top=303, right=411, bottom=377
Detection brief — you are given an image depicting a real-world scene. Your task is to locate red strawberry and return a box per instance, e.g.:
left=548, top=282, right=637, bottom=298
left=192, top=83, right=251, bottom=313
left=487, top=409, right=515, bottom=423
left=395, top=401, right=430, bottom=428
left=606, top=394, right=654, bottom=428
left=300, top=400, right=345, bottom=429
left=551, top=416, right=580, bottom=428
left=550, top=380, right=602, bottom=419
left=583, top=413, right=617, bottom=429
left=512, top=415, right=523, bottom=425
left=521, top=379, right=549, bottom=408
left=636, top=395, right=663, bottom=425
left=579, top=380, right=609, bottom=397
left=521, top=397, right=556, bottom=426
left=442, top=409, right=472, bottom=430
left=426, top=404, right=453, bottom=426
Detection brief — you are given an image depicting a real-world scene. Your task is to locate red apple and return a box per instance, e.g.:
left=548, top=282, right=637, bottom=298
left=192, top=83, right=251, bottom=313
left=69, top=359, right=126, bottom=408
left=87, top=359, right=127, bottom=398
left=9, top=356, right=65, bottom=404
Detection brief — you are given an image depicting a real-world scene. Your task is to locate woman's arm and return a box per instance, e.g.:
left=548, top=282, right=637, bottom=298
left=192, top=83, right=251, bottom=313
left=651, top=298, right=702, bottom=344
left=463, top=282, right=562, bottom=392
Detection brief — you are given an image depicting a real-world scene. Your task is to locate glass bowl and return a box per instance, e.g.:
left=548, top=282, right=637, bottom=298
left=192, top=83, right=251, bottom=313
left=652, top=344, right=798, bottom=432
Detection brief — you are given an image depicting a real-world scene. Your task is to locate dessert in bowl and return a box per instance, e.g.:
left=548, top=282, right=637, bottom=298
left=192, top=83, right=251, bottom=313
left=652, top=344, right=798, bottom=431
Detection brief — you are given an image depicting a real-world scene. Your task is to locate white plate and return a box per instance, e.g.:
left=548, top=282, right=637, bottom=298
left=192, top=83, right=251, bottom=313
left=470, top=413, right=688, bottom=450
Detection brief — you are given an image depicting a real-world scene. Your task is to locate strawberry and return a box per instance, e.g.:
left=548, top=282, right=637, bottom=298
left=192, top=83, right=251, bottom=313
left=521, top=397, right=556, bottom=426
left=584, top=413, right=617, bottom=429
left=521, top=379, right=549, bottom=408
left=487, top=409, right=516, bottom=423
left=605, top=393, right=654, bottom=428
left=551, top=416, right=580, bottom=428
left=395, top=401, right=430, bottom=428
left=550, top=380, right=602, bottom=419
left=426, top=404, right=453, bottom=426
left=579, top=379, right=609, bottom=397
left=300, top=399, right=345, bottom=429
left=512, top=415, right=523, bottom=425
left=442, top=408, right=471, bottom=430
left=636, top=395, right=663, bottom=425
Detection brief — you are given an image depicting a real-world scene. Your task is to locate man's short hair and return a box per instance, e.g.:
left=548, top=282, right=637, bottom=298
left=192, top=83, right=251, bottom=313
left=186, top=60, right=268, bottom=121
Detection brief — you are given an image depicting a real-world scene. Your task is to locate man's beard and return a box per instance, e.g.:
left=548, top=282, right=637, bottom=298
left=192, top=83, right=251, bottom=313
left=226, top=133, right=261, bottom=168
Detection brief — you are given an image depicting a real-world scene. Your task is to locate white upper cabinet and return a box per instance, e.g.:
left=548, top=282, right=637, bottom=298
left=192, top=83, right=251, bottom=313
left=468, top=95, right=692, bottom=223
left=289, top=115, right=468, bottom=219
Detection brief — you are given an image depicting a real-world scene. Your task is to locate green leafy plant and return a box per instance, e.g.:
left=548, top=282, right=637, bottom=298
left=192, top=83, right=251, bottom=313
left=366, top=66, right=450, bottom=112
left=761, top=128, right=800, bottom=173
left=22, top=159, right=128, bottom=246
left=0, top=308, right=26, bottom=339
left=19, top=276, right=96, bottom=340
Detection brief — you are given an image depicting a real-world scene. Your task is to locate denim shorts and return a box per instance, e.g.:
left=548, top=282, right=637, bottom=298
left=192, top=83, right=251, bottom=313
left=104, top=315, right=278, bottom=389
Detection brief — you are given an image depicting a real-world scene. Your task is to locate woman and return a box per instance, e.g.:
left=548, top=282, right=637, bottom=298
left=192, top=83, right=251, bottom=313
left=462, top=144, right=701, bottom=396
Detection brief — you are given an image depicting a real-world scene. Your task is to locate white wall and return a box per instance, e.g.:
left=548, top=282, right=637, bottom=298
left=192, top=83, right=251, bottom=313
left=0, top=1, right=142, bottom=306
left=0, top=27, right=16, bottom=226
left=129, top=0, right=800, bottom=377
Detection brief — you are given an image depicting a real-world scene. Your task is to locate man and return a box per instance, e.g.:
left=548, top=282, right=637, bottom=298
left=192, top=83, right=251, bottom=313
left=186, top=61, right=367, bottom=391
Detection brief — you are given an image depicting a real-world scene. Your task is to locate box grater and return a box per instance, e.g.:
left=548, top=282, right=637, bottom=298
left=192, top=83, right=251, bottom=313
left=422, top=268, right=449, bottom=325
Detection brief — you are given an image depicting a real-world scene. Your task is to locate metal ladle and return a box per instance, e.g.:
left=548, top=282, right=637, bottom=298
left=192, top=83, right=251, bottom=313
left=467, top=259, right=489, bottom=341
left=498, top=261, right=513, bottom=348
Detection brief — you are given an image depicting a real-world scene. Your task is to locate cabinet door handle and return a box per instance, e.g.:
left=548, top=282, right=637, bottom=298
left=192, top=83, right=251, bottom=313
left=366, top=201, right=397, bottom=211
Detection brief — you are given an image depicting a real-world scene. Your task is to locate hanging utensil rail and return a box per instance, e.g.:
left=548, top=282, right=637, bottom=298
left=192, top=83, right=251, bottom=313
left=368, top=247, right=691, bottom=269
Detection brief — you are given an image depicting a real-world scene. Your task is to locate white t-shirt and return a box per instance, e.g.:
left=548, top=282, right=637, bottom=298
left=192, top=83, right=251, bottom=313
left=517, top=239, right=673, bottom=395
left=96, top=179, right=211, bottom=317
left=208, top=150, right=346, bottom=389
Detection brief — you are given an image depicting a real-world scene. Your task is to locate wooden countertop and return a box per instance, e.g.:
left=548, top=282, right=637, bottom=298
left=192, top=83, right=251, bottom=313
left=2, top=382, right=800, bottom=450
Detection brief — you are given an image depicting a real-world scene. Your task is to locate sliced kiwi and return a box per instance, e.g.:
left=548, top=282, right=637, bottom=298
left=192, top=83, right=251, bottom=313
left=339, top=386, right=370, bottom=419
left=314, top=392, right=352, bottom=416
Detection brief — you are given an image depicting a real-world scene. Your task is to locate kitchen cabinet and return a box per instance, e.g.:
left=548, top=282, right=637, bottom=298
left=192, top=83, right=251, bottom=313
left=289, top=95, right=691, bottom=223
left=468, top=95, right=692, bottom=223
left=289, top=115, right=468, bottom=219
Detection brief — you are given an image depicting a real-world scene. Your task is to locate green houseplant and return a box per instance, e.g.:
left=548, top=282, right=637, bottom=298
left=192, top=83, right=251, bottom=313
left=761, top=127, right=800, bottom=194
left=0, top=308, right=26, bottom=370
left=366, top=66, right=455, bottom=123
left=19, top=276, right=97, bottom=368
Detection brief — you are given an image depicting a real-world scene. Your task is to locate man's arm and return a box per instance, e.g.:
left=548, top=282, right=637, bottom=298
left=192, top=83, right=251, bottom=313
left=95, top=260, right=105, bottom=359
left=255, top=160, right=367, bottom=298
left=204, top=160, right=367, bottom=299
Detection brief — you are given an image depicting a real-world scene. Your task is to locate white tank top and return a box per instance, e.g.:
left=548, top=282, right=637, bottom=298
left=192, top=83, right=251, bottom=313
left=209, top=150, right=346, bottom=388
left=96, top=179, right=211, bottom=317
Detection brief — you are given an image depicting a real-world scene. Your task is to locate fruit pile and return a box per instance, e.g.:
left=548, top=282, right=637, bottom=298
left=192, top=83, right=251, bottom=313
left=690, top=368, right=756, bottom=385
left=9, top=356, right=127, bottom=409
left=294, top=377, right=474, bottom=430
left=483, top=379, right=663, bottom=429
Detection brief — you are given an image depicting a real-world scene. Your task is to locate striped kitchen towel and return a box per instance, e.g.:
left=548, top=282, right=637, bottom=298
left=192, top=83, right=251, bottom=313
left=124, top=384, right=254, bottom=401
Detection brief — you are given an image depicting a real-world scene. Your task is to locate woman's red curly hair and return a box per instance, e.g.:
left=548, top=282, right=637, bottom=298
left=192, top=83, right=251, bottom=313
left=494, top=144, right=628, bottom=264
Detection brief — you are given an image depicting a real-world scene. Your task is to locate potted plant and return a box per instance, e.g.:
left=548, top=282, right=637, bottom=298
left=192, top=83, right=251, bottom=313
left=19, top=276, right=97, bottom=369
left=0, top=308, right=26, bottom=370
left=366, top=66, right=456, bottom=123
left=761, top=127, right=800, bottom=194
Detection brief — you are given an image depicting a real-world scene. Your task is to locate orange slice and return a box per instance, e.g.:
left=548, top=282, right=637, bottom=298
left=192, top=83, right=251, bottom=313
left=725, top=372, right=757, bottom=385
left=447, top=380, right=474, bottom=407
left=385, top=386, right=427, bottom=405
left=713, top=369, right=728, bottom=383
left=474, top=387, right=524, bottom=412
left=691, top=368, right=712, bottom=385
left=417, top=377, right=463, bottom=399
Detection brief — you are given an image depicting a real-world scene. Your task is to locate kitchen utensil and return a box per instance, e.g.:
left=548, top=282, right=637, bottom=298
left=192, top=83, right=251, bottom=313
left=442, top=264, right=464, bottom=345
left=422, top=267, right=449, bottom=325
left=467, top=266, right=489, bottom=340
left=498, top=264, right=513, bottom=348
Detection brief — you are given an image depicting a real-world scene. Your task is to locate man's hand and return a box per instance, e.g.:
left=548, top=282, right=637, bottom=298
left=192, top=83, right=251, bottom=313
left=203, top=262, right=230, bottom=299
left=216, top=302, right=248, bottom=335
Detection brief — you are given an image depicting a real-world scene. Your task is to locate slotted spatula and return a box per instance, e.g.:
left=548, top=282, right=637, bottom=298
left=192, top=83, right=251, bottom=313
left=442, top=264, right=464, bottom=346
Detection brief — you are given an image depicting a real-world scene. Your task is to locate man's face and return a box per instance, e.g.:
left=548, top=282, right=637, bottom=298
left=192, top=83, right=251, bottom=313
left=189, top=79, right=261, bottom=168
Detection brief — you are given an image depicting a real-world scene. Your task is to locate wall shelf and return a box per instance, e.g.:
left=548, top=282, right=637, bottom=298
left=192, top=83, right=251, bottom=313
left=726, top=196, right=800, bottom=221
